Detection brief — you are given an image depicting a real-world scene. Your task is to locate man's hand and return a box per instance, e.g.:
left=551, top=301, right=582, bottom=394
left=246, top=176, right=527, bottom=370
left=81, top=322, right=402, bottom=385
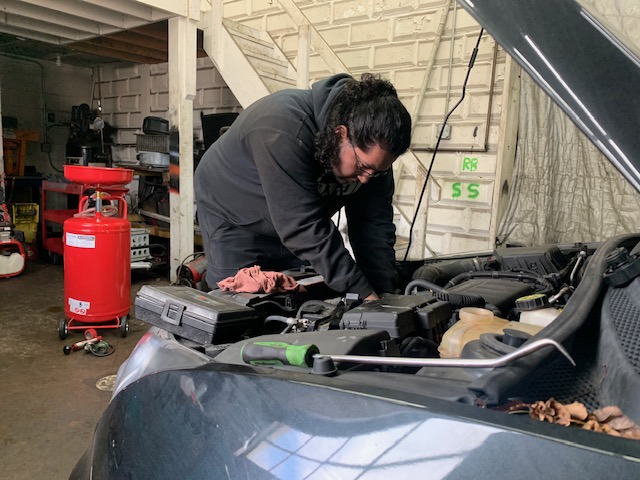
left=364, top=292, right=379, bottom=302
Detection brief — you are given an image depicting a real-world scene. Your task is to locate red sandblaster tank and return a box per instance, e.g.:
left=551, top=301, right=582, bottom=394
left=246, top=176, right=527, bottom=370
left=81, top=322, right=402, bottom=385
left=58, top=166, right=134, bottom=339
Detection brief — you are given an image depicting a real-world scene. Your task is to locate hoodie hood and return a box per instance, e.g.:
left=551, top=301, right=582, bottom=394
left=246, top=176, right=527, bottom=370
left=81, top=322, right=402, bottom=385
left=310, top=73, right=353, bottom=131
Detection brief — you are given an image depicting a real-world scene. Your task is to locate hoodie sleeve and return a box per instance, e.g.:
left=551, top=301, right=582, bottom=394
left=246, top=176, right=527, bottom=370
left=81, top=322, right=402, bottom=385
left=245, top=126, right=375, bottom=298
left=345, top=172, right=398, bottom=294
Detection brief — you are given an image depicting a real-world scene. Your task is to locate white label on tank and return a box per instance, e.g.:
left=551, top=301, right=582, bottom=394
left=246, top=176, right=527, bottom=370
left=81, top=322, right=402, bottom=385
left=66, top=233, right=96, bottom=248
left=68, top=298, right=91, bottom=315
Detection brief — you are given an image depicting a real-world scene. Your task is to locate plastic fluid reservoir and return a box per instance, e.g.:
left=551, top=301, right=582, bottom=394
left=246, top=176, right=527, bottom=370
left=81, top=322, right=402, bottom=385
left=515, top=293, right=562, bottom=328
left=438, top=307, right=543, bottom=358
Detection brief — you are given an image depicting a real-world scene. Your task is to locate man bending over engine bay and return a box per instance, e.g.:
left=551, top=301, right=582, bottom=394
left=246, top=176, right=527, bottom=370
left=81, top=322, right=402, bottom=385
left=194, top=73, right=412, bottom=301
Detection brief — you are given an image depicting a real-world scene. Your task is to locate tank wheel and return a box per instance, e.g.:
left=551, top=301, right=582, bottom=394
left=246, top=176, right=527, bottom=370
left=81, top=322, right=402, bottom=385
left=49, top=251, right=62, bottom=265
left=119, top=316, right=129, bottom=338
left=58, top=318, right=69, bottom=340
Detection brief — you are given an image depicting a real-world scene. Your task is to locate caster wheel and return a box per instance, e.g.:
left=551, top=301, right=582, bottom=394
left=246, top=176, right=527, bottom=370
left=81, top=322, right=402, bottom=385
left=58, top=318, right=69, bottom=340
left=49, top=251, right=62, bottom=265
left=119, top=316, right=129, bottom=338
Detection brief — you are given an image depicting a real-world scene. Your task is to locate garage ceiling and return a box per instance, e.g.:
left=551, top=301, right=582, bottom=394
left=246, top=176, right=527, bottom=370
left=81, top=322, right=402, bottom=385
left=0, top=0, right=207, bottom=67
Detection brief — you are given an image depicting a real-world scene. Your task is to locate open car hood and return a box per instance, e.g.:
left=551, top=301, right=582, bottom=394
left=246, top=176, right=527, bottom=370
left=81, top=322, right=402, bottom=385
left=459, top=0, right=640, bottom=191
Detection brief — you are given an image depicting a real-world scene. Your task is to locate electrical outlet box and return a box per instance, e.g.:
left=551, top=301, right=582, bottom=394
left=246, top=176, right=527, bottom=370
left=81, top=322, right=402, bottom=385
left=438, top=124, right=452, bottom=140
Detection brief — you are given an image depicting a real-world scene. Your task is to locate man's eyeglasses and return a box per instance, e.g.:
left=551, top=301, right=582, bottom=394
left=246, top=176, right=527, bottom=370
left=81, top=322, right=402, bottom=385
left=351, top=143, right=389, bottom=178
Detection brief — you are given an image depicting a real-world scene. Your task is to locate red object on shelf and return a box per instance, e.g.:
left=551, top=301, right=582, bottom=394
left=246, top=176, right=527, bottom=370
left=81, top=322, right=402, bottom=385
left=63, top=165, right=133, bottom=186
left=42, top=181, right=88, bottom=259
left=41, top=181, right=132, bottom=259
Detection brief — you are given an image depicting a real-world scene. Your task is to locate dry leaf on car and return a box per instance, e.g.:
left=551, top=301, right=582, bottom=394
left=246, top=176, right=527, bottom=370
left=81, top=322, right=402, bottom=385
left=520, top=399, right=640, bottom=440
left=592, top=407, right=640, bottom=440
left=528, top=398, right=570, bottom=426
left=565, top=402, right=588, bottom=421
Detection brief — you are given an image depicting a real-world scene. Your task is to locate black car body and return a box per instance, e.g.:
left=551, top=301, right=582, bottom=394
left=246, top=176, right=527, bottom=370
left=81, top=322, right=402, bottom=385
left=72, top=1, right=640, bottom=478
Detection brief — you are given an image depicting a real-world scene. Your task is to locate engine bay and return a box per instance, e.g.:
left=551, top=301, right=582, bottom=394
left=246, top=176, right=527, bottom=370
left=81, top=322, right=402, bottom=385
left=134, top=237, right=640, bottom=416
left=204, top=244, right=589, bottom=358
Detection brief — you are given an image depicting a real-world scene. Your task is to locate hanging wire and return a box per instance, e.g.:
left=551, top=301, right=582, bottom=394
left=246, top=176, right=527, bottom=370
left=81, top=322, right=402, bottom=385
left=403, top=28, right=485, bottom=261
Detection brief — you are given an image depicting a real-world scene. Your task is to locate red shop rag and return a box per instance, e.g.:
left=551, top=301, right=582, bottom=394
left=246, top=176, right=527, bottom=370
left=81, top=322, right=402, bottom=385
left=217, top=265, right=306, bottom=294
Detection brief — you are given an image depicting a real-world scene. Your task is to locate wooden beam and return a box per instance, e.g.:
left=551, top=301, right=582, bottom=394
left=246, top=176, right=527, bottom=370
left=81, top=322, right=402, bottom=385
left=277, top=0, right=348, bottom=74
left=1, top=2, right=102, bottom=36
left=126, top=21, right=171, bottom=43
left=109, top=30, right=167, bottom=52
left=1, top=13, right=91, bottom=42
left=69, top=42, right=164, bottom=64
left=133, top=0, right=200, bottom=20
left=83, top=36, right=167, bottom=61
left=13, top=0, right=132, bottom=29
left=78, top=0, right=157, bottom=21
left=296, top=24, right=310, bottom=88
left=0, top=24, right=64, bottom=45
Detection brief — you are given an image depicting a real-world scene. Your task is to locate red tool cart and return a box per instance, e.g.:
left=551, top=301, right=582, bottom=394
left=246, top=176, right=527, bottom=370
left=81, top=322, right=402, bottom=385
left=41, top=180, right=91, bottom=265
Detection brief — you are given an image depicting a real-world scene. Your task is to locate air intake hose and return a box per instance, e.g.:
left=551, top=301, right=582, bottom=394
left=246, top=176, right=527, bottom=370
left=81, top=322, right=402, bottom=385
left=443, top=271, right=554, bottom=294
left=412, top=258, right=484, bottom=284
left=404, top=279, right=485, bottom=307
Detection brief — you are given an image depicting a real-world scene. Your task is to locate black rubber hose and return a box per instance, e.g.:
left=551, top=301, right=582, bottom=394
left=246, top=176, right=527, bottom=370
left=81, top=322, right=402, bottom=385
left=444, top=270, right=555, bottom=294
left=400, top=336, right=439, bottom=356
left=251, top=300, right=297, bottom=313
left=264, top=315, right=290, bottom=327
left=87, top=341, right=114, bottom=357
left=484, top=303, right=503, bottom=317
left=435, top=291, right=486, bottom=308
left=295, top=300, right=337, bottom=319
left=412, top=258, right=483, bottom=284
left=404, top=279, right=485, bottom=307
left=405, top=278, right=447, bottom=295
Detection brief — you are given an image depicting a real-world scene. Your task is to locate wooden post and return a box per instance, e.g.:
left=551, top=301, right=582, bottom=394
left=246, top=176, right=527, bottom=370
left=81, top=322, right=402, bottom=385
left=489, top=55, right=521, bottom=247
left=168, top=15, right=197, bottom=282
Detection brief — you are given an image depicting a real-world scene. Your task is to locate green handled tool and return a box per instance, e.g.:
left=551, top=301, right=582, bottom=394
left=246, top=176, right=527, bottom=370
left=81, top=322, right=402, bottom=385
left=241, top=341, right=319, bottom=367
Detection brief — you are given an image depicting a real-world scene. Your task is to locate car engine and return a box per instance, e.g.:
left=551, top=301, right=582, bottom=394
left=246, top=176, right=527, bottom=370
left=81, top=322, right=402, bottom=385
left=133, top=237, right=640, bottom=418
left=137, top=244, right=593, bottom=364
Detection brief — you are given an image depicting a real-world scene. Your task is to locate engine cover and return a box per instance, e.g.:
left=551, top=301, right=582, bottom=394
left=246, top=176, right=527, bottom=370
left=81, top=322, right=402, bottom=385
left=340, top=293, right=451, bottom=339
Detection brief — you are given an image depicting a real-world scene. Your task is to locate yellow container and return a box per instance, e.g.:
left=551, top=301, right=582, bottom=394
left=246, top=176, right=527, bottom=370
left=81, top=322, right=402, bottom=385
left=438, top=307, right=542, bottom=358
left=11, top=203, right=39, bottom=243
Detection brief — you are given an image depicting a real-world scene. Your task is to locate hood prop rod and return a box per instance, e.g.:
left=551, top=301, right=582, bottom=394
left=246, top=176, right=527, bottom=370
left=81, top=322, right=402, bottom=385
left=314, top=338, right=574, bottom=369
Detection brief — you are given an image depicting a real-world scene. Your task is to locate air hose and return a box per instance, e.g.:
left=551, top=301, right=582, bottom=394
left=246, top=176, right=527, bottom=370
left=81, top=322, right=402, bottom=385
left=86, top=341, right=115, bottom=357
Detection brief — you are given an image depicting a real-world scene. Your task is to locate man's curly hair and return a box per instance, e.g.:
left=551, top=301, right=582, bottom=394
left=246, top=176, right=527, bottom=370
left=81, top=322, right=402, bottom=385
left=315, top=73, right=412, bottom=174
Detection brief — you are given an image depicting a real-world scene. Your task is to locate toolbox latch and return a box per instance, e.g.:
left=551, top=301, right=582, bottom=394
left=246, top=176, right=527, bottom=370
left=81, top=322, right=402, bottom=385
left=161, top=301, right=186, bottom=326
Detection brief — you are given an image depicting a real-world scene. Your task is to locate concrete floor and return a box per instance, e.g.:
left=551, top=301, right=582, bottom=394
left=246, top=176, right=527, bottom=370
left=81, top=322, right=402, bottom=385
left=0, top=259, right=170, bottom=480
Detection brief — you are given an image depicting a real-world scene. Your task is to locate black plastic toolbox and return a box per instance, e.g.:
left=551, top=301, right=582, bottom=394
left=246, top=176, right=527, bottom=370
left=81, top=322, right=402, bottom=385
left=135, top=285, right=258, bottom=344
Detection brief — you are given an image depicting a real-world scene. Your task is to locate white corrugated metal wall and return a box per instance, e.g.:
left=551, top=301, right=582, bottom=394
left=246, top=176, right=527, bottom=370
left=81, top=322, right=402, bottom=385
left=497, top=0, right=640, bottom=246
